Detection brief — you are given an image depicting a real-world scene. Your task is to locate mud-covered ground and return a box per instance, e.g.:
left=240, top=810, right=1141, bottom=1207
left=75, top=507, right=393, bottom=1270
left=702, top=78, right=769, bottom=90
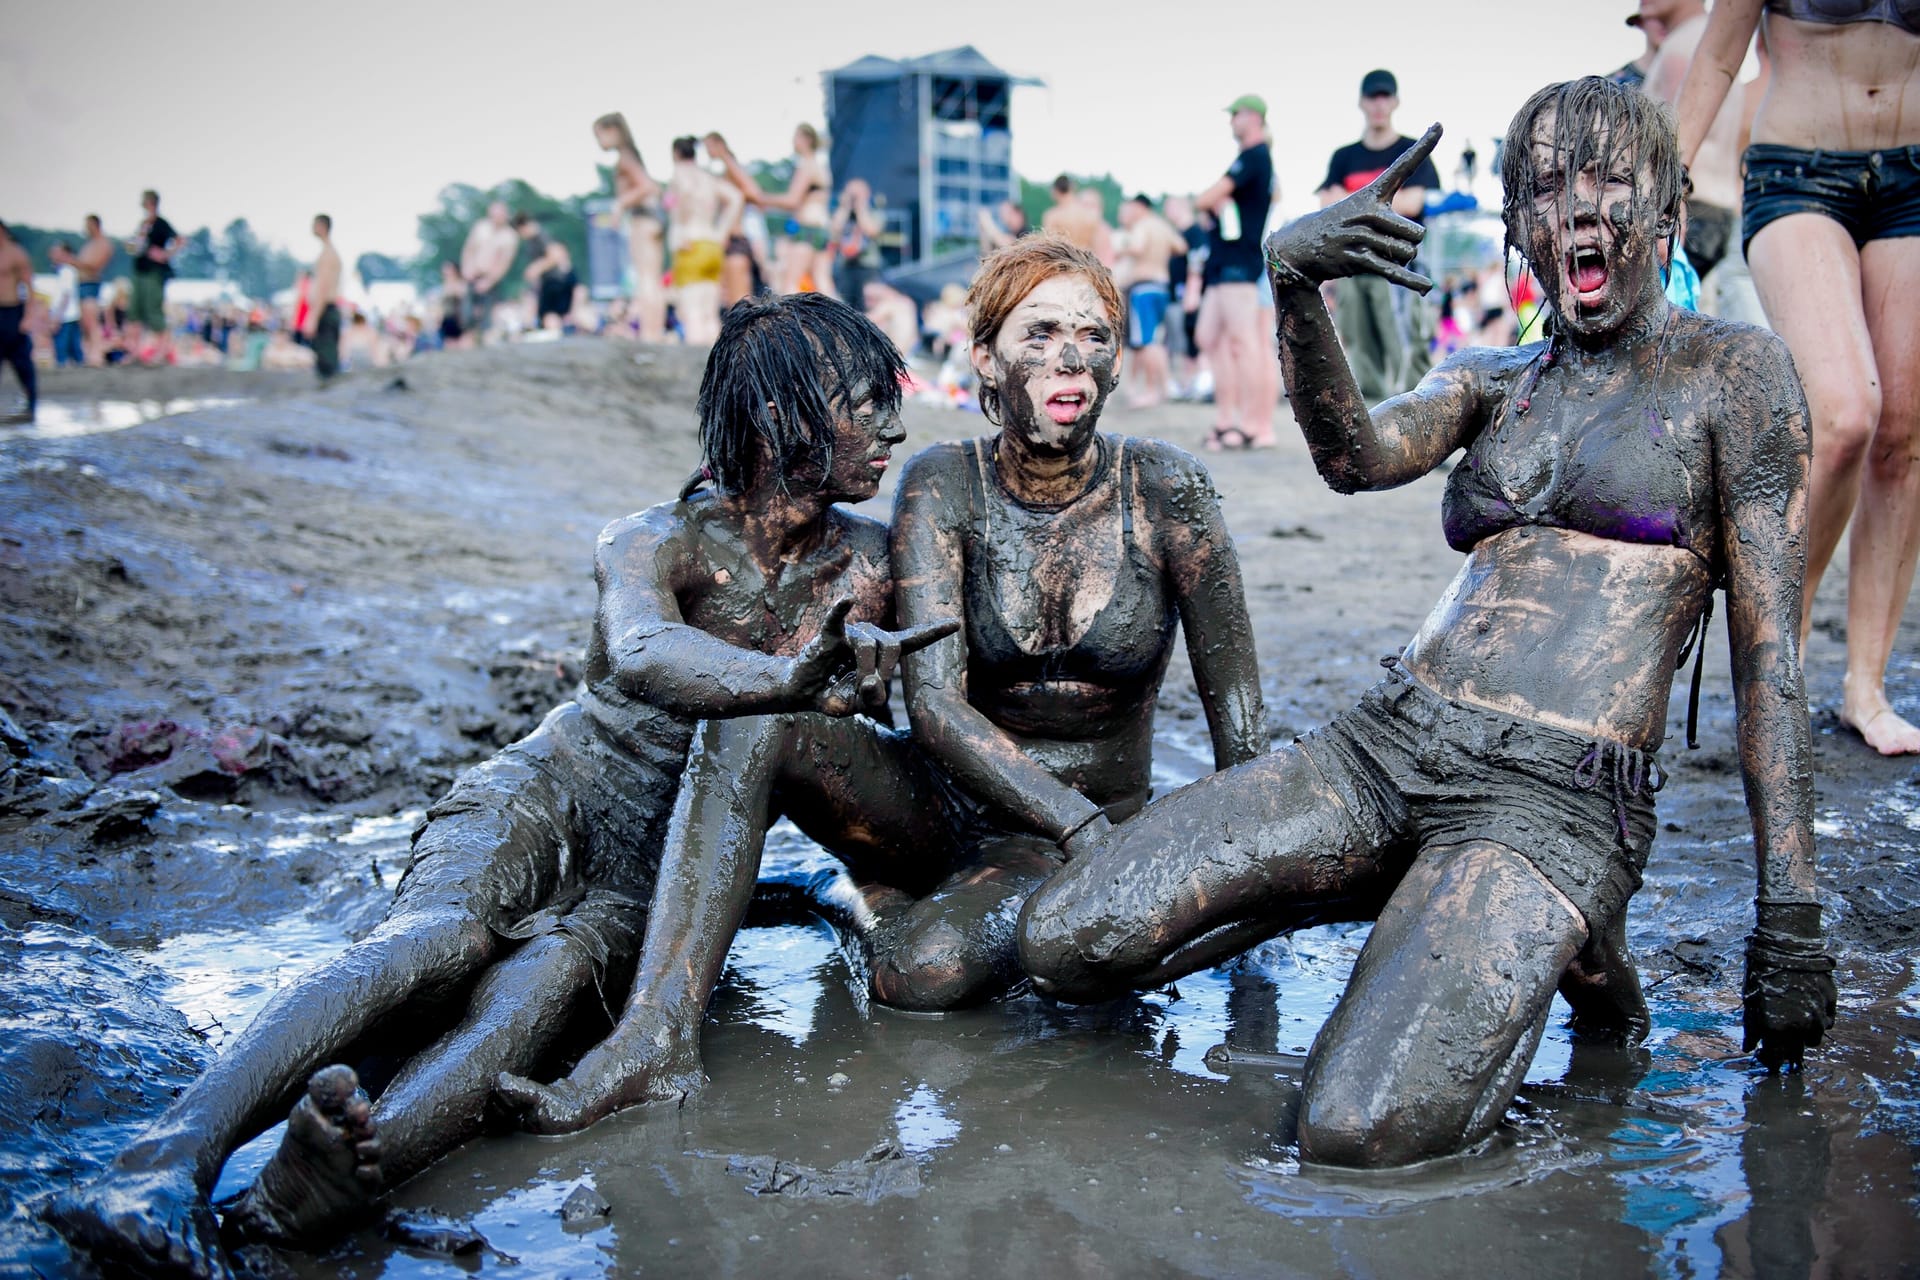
left=2, top=342, right=1915, bottom=1278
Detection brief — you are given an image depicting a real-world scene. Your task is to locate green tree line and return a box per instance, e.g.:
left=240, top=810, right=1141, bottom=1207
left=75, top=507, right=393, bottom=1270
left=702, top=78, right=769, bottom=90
left=10, top=217, right=302, bottom=299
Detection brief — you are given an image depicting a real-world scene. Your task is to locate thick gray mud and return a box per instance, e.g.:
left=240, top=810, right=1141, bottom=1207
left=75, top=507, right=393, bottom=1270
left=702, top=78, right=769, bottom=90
left=3, top=343, right=1916, bottom=1277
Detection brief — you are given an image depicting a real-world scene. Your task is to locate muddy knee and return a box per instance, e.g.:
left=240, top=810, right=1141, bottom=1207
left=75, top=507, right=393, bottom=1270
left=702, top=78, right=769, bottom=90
left=1297, top=1079, right=1442, bottom=1169
left=1016, top=877, right=1152, bottom=1003
left=871, top=921, right=1002, bottom=1012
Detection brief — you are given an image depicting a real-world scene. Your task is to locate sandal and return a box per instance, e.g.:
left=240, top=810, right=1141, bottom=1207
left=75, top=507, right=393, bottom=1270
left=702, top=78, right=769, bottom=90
left=1205, top=425, right=1254, bottom=452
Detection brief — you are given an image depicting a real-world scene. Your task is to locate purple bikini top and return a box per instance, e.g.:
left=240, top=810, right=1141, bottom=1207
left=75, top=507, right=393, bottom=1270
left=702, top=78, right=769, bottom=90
left=1440, top=370, right=1720, bottom=578
left=1766, top=0, right=1920, bottom=37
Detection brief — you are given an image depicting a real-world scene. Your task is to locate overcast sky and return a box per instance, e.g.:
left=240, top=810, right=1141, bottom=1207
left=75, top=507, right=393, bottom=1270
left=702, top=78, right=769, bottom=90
left=6, top=1, right=1655, bottom=272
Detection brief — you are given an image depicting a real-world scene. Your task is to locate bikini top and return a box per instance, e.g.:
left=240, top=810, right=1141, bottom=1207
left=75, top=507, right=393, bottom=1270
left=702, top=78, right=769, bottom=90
left=1441, top=345, right=1721, bottom=578
left=1766, top=0, right=1920, bottom=36
left=960, top=435, right=1177, bottom=698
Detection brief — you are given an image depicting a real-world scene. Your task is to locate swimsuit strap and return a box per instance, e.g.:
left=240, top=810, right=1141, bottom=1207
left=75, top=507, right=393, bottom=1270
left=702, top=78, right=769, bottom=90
left=1677, top=592, right=1714, bottom=751
left=965, top=437, right=992, bottom=544
left=1115, top=437, right=1135, bottom=550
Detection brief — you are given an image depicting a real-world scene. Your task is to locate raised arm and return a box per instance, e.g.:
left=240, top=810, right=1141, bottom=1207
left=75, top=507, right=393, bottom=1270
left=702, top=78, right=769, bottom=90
left=1143, top=445, right=1267, bottom=770
left=1713, top=329, right=1835, bottom=1070
left=1673, top=0, right=1764, bottom=165
left=892, top=448, right=1111, bottom=851
left=1261, top=124, right=1487, bottom=492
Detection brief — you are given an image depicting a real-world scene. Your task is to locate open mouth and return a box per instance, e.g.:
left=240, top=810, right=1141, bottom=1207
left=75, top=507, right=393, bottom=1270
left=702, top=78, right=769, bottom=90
left=1568, top=245, right=1609, bottom=300
left=1045, top=390, right=1088, bottom=425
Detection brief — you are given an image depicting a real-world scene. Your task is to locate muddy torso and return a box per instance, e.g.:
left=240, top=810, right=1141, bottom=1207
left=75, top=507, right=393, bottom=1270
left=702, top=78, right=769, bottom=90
left=1753, top=11, right=1920, bottom=149
left=1408, top=324, right=1730, bottom=748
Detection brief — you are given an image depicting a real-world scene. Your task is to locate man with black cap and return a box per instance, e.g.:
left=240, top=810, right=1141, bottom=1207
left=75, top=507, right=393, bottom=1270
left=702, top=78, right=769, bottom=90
left=1316, top=70, right=1440, bottom=402
left=1195, top=92, right=1279, bottom=449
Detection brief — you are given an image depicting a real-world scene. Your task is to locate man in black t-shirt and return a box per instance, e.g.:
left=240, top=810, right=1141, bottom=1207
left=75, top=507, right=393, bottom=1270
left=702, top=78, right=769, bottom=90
left=1194, top=93, right=1279, bottom=449
left=126, top=188, right=178, bottom=365
left=1316, top=70, right=1440, bottom=402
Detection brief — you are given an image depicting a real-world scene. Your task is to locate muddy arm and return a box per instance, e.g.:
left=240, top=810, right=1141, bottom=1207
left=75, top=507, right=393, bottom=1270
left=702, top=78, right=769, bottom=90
left=1148, top=447, right=1267, bottom=769
left=1262, top=125, right=1485, bottom=492
left=1715, top=330, right=1817, bottom=905
left=891, top=450, right=1108, bottom=845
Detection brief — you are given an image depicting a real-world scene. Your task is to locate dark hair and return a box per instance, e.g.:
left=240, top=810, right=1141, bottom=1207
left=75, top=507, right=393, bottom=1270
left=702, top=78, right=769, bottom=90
left=1052, top=174, right=1074, bottom=196
left=1130, top=194, right=1153, bottom=208
left=672, top=136, right=698, bottom=161
left=85, top=213, right=101, bottom=228
left=510, top=212, right=534, bottom=230
left=142, top=189, right=159, bottom=205
left=1500, top=76, right=1684, bottom=269
left=691, top=293, right=908, bottom=497
left=313, top=213, right=332, bottom=232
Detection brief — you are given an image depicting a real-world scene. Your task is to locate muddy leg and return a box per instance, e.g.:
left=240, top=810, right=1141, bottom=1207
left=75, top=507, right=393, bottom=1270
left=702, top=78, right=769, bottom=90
left=1297, top=840, right=1587, bottom=1168
left=45, top=904, right=496, bottom=1279
left=1019, top=745, right=1388, bottom=1004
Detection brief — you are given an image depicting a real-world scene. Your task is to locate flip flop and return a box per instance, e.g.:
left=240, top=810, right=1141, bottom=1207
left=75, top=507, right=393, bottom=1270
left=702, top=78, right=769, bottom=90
left=1205, top=425, right=1254, bottom=452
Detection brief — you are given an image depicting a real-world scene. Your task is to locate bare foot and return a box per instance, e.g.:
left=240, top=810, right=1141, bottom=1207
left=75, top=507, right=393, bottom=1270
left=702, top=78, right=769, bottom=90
left=494, top=1029, right=705, bottom=1135
left=1559, top=909, right=1650, bottom=1044
left=1840, top=675, right=1920, bottom=756
left=45, top=1156, right=231, bottom=1279
left=221, top=1065, right=382, bottom=1248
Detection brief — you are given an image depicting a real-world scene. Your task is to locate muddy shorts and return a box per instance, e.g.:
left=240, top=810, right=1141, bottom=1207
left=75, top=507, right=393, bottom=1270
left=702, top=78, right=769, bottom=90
left=1683, top=198, right=1735, bottom=279
left=397, top=699, right=688, bottom=976
left=1742, top=142, right=1920, bottom=254
left=1295, top=661, right=1659, bottom=931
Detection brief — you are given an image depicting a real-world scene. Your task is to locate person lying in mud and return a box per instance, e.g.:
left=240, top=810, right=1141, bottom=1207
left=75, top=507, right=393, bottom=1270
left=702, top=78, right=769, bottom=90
left=1019, top=79, right=1837, bottom=1168
left=46, top=293, right=952, bottom=1278
left=489, top=233, right=1267, bottom=1136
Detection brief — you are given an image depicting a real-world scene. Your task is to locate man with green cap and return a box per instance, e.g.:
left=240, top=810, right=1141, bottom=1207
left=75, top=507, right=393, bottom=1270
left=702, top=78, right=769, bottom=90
left=1195, top=92, right=1279, bottom=450
left=1316, top=69, right=1441, bottom=402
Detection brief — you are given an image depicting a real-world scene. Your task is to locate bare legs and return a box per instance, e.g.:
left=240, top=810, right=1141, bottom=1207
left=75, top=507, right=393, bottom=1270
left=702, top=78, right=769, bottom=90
left=1020, top=745, right=1601, bottom=1167
left=629, top=218, right=667, bottom=344
left=1749, top=216, right=1920, bottom=754
left=1196, top=284, right=1278, bottom=448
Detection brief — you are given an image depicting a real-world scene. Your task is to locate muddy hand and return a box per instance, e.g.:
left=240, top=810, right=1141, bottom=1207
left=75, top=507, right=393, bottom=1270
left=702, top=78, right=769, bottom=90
left=1741, top=901, right=1838, bottom=1072
left=846, top=617, right=960, bottom=710
left=1264, top=122, right=1442, bottom=294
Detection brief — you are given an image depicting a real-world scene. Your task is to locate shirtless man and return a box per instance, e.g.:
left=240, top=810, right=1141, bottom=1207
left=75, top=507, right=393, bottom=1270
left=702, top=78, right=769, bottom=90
left=459, top=200, right=518, bottom=343
left=1042, top=176, right=1112, bottom=263
left=0, top=219, right=33, bottom=423
left=667, top=136, right=743, bottom=345
left=1115, top=195, right=1187, bottom=407
left=302, top=215, right=342, bottom=381
left=77, top=214, right=113, bottom=366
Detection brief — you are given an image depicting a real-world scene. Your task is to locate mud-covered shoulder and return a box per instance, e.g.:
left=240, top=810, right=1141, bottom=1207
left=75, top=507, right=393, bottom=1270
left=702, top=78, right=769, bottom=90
left=892, top=439, right=975, bottom=495
left=1441, top=340, right=1547, bottom=411
left=829, top=506, right=892, bottom=568
left=1118, top=434, right=1226, bottom=517
left=593, top=496, right=704, bottom=585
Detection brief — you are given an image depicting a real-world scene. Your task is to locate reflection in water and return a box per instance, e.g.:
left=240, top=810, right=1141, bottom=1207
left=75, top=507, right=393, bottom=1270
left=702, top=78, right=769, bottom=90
left=894, top=1084, right=961, bottom=1156
left=20, top=397, right=248, bottom=438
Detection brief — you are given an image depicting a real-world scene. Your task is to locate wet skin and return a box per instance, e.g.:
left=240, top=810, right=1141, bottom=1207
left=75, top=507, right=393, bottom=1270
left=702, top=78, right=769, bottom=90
left=45, top=388, right=946, bottom=1276
left=488, top=273, right=1270, bottom=1135
left=1020, top=117, right=1827, bottom=1166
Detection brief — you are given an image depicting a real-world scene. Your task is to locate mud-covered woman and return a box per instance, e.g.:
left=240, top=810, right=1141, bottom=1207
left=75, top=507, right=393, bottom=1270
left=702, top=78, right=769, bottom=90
left=47, top=294, right=948, bottom=1278
left=1019, top=79, right=1838, bottom=1168
left=489, top=234, right=1268, bottom=1137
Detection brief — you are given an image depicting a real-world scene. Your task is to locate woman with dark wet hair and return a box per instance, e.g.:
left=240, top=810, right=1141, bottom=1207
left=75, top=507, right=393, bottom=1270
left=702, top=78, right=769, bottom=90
left=486, top=235, right=1269, bottom=1135
left=1673, top=0, right=1920, bottom=756
left=1020, top=79, right=1836, bottom=1168
left=48, top=294, right=944, bottom=1277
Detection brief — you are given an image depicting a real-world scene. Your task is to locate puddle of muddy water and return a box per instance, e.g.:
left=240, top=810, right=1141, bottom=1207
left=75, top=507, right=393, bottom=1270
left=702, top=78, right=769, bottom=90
left=6, top=396, right=250, bottom=439
left=43, top=723, right=1920, bottom=1280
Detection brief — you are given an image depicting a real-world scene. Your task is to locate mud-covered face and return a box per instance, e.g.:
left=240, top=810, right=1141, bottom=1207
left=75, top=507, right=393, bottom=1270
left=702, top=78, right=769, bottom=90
left=974, top=273, right=1120, bottom=457
left=789, top=380, right=904, bottom=503
left=1520, top=111, right=1667, bottom=342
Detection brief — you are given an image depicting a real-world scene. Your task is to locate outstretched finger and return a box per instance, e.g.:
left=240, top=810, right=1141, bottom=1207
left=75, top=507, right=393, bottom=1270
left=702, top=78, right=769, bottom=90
left=1348, top=206, right=1425, bottom=240
left=820, top=595, right=855, bottom=639
left=891, top=617, right=961, bottom=655
left=850, top=623, right=882, bottom=702
left=1368, top=121, right=1444, bottom=199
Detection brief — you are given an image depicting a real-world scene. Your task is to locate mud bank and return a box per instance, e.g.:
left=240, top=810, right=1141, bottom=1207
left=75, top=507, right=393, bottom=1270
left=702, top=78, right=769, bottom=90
left=3, top=341, right=1916, bottom=1277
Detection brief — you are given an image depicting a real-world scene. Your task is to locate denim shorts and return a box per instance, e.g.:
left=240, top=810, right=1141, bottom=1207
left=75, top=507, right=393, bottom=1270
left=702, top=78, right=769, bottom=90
left=1742, top=142, right=1920, bottom=254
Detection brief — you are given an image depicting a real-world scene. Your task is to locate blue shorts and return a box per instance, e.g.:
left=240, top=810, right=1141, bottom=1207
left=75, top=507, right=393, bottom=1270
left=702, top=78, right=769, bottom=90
left=1127, top=282, right=1169, bottom=350
left=77, top=282, right=102, bottom=302
left=1742, top=143, right=1920, bottom=254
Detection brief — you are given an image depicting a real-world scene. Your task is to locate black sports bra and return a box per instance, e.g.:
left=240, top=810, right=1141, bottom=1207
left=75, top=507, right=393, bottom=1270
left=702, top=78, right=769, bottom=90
left=960, top=436, right=1177, bottom=702
left=1766, top=0, right=1920, bottom=36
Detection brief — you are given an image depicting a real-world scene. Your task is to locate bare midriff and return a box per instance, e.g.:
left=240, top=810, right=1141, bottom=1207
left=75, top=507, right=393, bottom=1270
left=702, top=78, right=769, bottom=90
left=1402, top=525, right=1714, bottom=749
left=1752, top=15, right=1920, bottom=150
